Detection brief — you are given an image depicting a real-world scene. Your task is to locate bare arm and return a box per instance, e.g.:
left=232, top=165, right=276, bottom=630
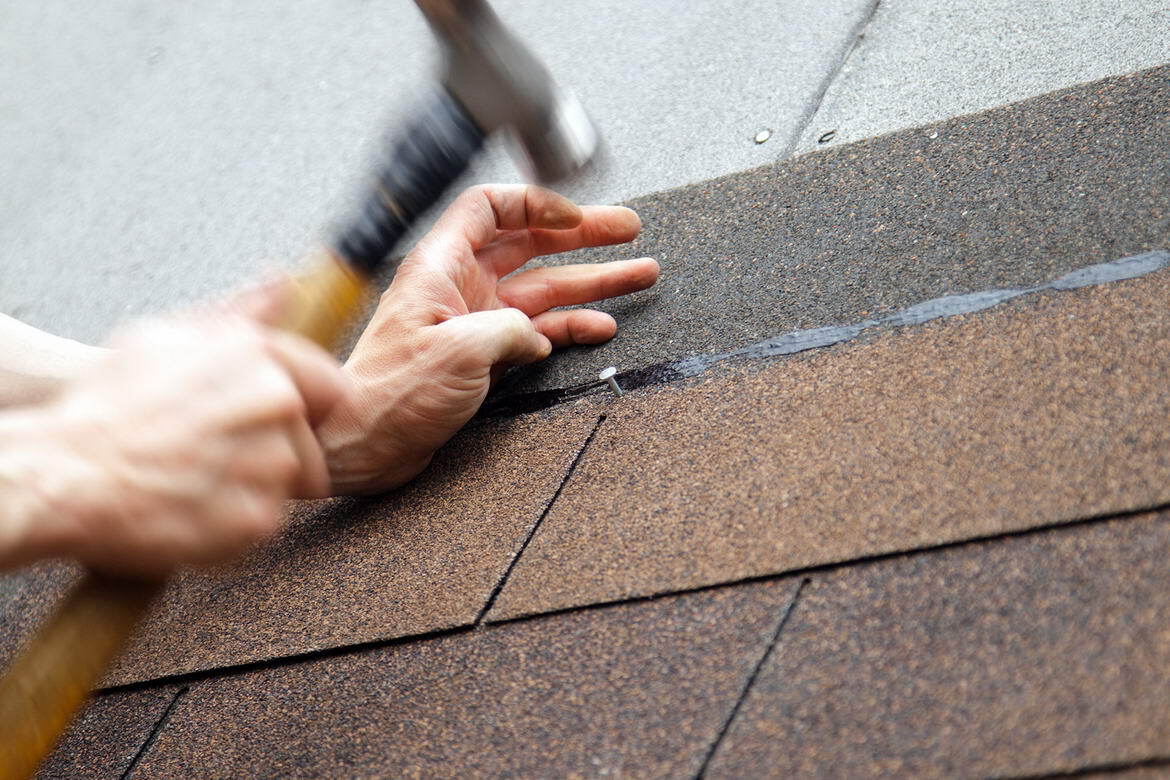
left=0, top=314, right=107, bottom=408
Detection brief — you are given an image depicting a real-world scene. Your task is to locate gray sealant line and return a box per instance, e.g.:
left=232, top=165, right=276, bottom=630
left=479, top=250, right=1170, bottom=418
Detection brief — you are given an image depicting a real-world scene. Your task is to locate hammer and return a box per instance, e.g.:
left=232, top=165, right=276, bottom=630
left=0, top=2, right=598, bottom=775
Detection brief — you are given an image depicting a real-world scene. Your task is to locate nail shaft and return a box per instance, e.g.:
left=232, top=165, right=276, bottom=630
left=599, top=366, right=624, bottom=397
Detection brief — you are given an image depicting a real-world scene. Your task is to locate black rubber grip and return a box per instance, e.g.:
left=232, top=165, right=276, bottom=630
left=333, top=91, right=486, bottom=275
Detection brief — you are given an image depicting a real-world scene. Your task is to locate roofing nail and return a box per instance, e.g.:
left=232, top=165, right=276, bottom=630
left=599, top=366, right=624, bottom=397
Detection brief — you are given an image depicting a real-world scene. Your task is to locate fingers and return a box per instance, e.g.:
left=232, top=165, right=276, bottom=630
left=497, top=257, right=659, bottom=316
left=478, top=205, right=643, bottom=276
left=435, top=308, right=552, bottom=369
left=430, top=184, right=583, bottom=254
left=263, top=331, right=351, bottom=426
left=531, top=309, right=618, bottom=348
left=215, top=276, right=295, bottom=326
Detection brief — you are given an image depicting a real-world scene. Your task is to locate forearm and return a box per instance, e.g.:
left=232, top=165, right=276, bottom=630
left=0, top=313, right=107, bottom=408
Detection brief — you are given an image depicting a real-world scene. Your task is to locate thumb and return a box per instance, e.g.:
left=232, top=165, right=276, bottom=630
left=436, top=308, right=553, bottom=370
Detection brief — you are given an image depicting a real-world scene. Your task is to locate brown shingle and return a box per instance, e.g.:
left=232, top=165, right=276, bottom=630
left=0, top=562, right=77, bottom=675
left=37, top=687, right=179, bottom=779
left=707, top=512, right=1170, bottom=778
left=98, top=407, right=600, bottom=686
left=489, top=271, right=1170, bottom=620
left=123, top=579, right=798, bottom=777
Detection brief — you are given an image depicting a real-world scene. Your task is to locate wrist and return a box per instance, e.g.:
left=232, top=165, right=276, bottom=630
left=0, top=410, right=99, bottom=567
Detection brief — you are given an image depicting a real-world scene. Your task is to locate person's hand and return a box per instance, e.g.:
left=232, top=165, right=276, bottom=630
left=318, top=184, right=658, bottom=495
left=0, top=312, right=348, bottom=576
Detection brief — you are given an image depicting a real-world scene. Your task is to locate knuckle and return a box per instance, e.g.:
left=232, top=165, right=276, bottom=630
left=463, top=183, right=492, bottom=201
left=503, top=308, right=533, bottom=336
left=259, top=372, right=306, bottom=419
left=272, top=446, right=301, bottom=483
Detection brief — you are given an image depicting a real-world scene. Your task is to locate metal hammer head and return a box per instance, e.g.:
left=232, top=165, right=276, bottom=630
left=414, top=0, right=599, bottom=185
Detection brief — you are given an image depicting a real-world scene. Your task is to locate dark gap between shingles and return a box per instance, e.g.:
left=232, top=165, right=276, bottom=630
left=96, top=499, right=1170, bottom=699
left=480, top=250, right=1170, bottom=419
left=118, top=685, right=188, bottom=780
left=473, top=413, right=608, bottom=625
left=990, top=754, right=1170, bottom=779
left=694, top=578, right=809, bottom=780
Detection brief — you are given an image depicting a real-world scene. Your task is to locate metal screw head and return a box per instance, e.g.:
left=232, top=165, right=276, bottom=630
left=599, top=366, right=624, bottom=397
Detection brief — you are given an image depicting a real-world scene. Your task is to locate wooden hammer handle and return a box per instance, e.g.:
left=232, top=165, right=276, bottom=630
left=0, top=255, right=369, bottom=780
left=0, top=576, right=163, bottom=780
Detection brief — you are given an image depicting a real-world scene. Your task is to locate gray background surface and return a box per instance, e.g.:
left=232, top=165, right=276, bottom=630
left=1, top=0, right=1166, bottom=348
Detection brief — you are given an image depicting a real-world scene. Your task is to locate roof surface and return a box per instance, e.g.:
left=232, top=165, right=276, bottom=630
left=3, top=1, right=1170, bottom=777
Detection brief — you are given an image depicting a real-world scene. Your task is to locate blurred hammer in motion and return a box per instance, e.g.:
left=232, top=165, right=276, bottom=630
left=0, top=2, right=601, bottom=777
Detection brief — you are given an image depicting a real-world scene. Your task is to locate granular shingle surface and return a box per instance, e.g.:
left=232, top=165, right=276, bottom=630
left=489, top=270, right=1170, bottom=620
left=98, top=407, right=600, bottom=686
left=706, top=512, right=1170, bottom=778
left=37, top=687, right=178, bottom=779
left=493, top=64, right=1170, bottom=395
left=126, top=580, right=798, bottom=778
left=0, top=562, right=77, bottom=672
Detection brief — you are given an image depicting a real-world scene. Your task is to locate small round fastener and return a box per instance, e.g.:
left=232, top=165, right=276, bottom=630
left=599, top=366, right=624, bottom=397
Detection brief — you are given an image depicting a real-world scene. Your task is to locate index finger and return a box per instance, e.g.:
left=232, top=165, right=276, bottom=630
left=430, top=184, right=584, bottom=253
left=477, top=204, right=643, bottom=276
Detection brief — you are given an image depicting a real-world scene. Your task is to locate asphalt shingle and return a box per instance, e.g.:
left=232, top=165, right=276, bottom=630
left=126, top=579, right=798, bottom=777
left=489, top=270, right=1170, bottom=620
left=707, top=512, right=1170, bottom=777
left=0, top=408, right=596, bottom=688
left=37, top=686, right=178, bottom=780
left=102, top=407, right=600, bottom=686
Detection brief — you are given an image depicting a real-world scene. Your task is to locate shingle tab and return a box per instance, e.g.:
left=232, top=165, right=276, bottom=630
left=490, top=271, right=1170, bottom=619
left=0, top=408, right=595, bottom=689
left=707, top=512, right=1170, bottom=778
left=126, top=579, right=798, bottom=777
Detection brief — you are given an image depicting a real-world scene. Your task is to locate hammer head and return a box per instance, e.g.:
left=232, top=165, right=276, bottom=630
left=415, top=0, right=599, bottom=185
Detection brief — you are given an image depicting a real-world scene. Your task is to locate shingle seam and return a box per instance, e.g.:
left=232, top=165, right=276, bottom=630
left=473, top=413, right=607, bottom=625
left=97, top=623, right=476, bottom=697
left=693, top=578, right=809, bottom=780
left=118, top=685, right=188, bottom=780
left=93, top=498, right=1170, bottom=698
left=479, top=249, right=1170, bottom=419
left=778, top=0, right=882, bottom=159
left=990, top=754, right=1170, bottom=779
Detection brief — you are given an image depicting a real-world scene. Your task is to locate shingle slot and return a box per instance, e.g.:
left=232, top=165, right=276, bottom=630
left=695, top=577, right=809, bottom=779
left=475, top=413, right=608, bottom=624
left=119, top=686, right=187, bottom=780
